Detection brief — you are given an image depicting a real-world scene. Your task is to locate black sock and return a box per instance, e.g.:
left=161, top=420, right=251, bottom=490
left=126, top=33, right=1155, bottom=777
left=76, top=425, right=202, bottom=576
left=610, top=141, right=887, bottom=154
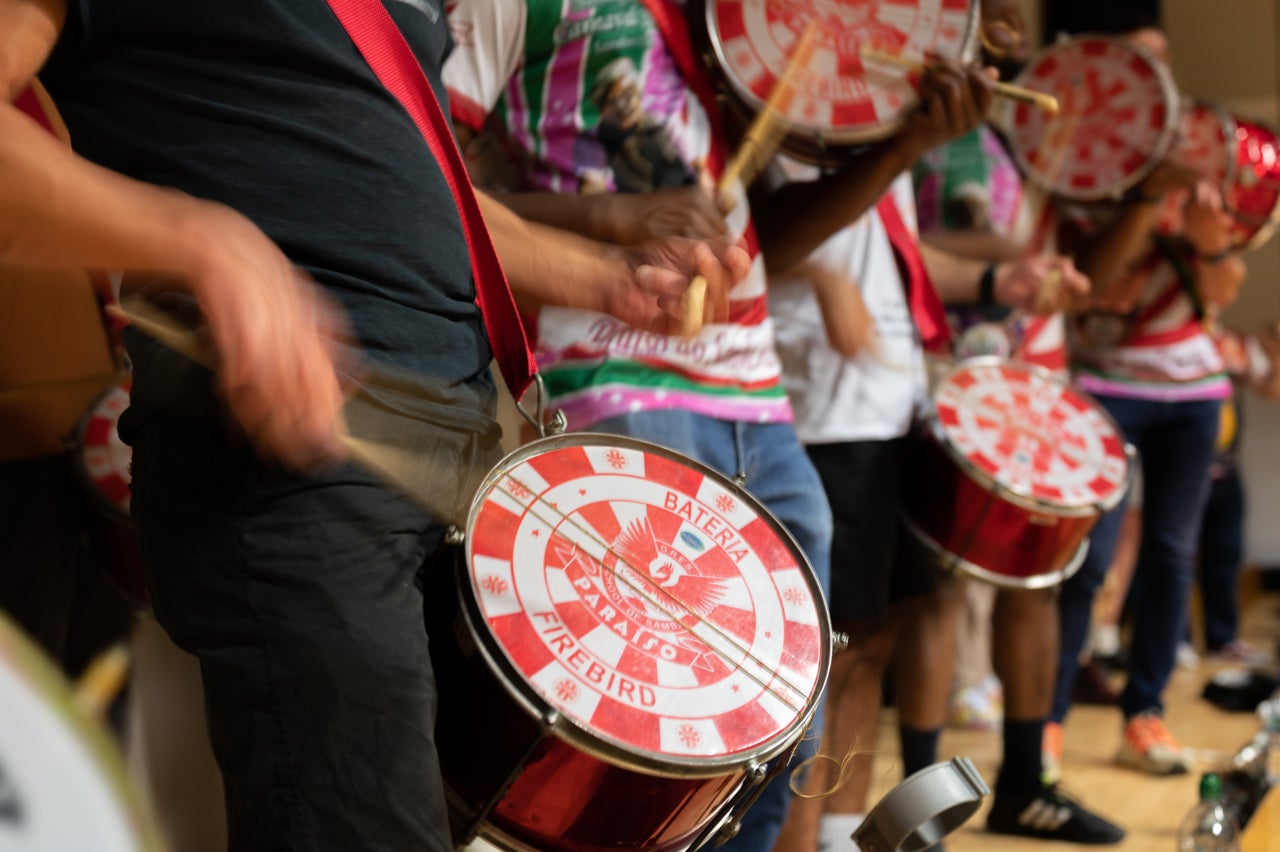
left=996, top=717, right=1045, bottom=794
left=899, top=724, right=941, bottom=777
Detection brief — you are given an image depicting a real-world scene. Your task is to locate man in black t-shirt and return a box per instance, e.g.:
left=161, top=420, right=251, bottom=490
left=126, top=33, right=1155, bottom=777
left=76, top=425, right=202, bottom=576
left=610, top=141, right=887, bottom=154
left=0, top=2, right=745, bottom=849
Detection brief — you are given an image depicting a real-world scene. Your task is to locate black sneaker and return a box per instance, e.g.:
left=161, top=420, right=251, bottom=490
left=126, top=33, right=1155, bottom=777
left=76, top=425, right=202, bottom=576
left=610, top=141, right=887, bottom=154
left=987, top=783, right=1125, bottom=844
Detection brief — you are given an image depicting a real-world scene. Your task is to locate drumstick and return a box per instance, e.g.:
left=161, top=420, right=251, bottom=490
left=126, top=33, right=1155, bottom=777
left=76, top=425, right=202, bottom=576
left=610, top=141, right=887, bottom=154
left=105, top=300, right=458, bottom=520
left=680, top=21, right=819, bottom=338
left=860, top=47, right=1060, bottom=115
left=74, top=642, right=131, bottom=719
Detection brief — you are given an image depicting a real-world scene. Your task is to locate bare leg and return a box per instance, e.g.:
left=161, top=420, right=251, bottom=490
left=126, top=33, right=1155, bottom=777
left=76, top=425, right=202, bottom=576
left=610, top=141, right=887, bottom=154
left=993, top=588, right=1057, bottom=719
left=893, top=579, right=962, bottom=734
left=771, top=620, right=896, bottom=851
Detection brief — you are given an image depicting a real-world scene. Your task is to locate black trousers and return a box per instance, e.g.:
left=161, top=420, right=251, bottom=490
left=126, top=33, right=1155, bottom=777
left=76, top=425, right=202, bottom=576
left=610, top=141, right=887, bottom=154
left=129, top=411, right=499, bottom=851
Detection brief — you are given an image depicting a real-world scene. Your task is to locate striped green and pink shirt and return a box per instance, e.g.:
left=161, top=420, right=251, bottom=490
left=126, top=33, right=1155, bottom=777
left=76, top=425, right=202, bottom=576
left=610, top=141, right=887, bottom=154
left=444, top=0, right=790, bottom=427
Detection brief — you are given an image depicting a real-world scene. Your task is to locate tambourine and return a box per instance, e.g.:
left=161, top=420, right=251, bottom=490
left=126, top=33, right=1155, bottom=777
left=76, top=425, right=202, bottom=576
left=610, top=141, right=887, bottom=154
left=703, top=0, right=980, bottom=166
left=1001, top=34, right=1179, bottom=201
left=1224, top=115, right=1280, bottom=251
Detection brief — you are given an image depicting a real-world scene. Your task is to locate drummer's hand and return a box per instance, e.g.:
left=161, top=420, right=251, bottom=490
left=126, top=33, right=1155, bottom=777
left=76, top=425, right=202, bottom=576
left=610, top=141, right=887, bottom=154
left=1184, top=179, right=1235, bottom=252
left=994, top=253, right=1089, bottom=315
left=596, top=185, right=729, bottom=245
left=1136, top=159, right=1199, bottom=200
left=901, top=59, right=996, bottom=156
left=180, top=201, right=349, bottom=470
left=604, top=237, right=747, bottom=334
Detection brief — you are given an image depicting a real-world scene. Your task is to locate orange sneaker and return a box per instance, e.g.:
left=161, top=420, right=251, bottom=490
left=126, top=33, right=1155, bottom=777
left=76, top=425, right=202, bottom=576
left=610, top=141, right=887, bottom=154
left=1115, top=712, right=1192, bottom=775
left=1042, top=721, right=1064, bottom=783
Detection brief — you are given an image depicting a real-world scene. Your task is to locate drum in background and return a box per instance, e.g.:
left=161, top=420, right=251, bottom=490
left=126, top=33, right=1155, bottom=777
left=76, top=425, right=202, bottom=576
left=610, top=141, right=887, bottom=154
left=1155, top=98, right=1237, bottom=232
left=704, top=0, right=979, bottom=166
left=1224, top=115, right=1280, bottom=251
left=901, top=359, right=1132, bottom=589
left=73, top=381, right=147, bottom=607
left=1000, top=35, right=1179, bottom=201
left=0, top=612, right=162, bottom=851
left=428, top=434, right=831, bottom=852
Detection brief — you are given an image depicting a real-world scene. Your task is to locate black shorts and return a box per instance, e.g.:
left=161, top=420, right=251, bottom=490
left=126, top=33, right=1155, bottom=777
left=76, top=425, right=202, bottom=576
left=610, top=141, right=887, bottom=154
left=805, top=437, right=942, bottom=624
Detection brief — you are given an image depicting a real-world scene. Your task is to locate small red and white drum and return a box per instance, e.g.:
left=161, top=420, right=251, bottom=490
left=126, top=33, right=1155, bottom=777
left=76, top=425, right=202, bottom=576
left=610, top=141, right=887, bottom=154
left=1154, top=99, right=1237, bottom=234
left=901, top=359, right=1132, bottom=589
left=74, top=381, right=147, bottom=606
left=429, top=434, right=830, bottom=851
left=0, top=613, right=162, bottom=851
left=1224, top=115, right=1280, bottom=251
left=704, top=0, right=979, bottom=165
left=1002, top=35, right=1179, bottom=201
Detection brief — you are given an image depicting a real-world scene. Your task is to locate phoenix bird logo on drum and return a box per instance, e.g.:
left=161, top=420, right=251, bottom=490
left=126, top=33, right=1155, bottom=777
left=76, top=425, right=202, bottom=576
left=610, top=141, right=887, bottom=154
left=614, top=518, right=727, bottom=616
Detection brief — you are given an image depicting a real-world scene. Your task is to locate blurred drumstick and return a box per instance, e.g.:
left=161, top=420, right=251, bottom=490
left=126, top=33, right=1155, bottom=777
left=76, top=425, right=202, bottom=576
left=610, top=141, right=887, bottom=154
left=860, top=47, right=1060, bottom=115
left=106, top=299, right=460, bottom=520
left=681, top=21, right=819, bottom=338
left=719, top=20, right=820, bottom=198
left=75, top=642, right=130, bottom=719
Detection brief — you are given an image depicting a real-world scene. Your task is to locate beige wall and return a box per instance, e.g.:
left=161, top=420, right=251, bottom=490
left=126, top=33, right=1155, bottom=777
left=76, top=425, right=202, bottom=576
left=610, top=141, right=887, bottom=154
left=1165, top=0, right=1280, bottom=565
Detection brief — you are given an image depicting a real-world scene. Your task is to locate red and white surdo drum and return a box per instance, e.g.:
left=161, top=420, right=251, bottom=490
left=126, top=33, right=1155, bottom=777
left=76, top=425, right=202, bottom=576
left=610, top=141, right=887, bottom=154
left=74, top=381, right=147, bottom=606
left=704, top=0, right=979, bottom=164
left=1001, top=35, right=1179, bottom=201
left=901, top=360, right=1133, bottom=589
left=427, top=434, right=831, bottom=851
left=1224, top=115, right=1280, bottom=250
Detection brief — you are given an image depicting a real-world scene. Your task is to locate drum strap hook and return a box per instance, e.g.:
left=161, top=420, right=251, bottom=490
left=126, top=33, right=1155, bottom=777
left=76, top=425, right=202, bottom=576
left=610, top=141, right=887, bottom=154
left=516, top=373, right=567, bottom=439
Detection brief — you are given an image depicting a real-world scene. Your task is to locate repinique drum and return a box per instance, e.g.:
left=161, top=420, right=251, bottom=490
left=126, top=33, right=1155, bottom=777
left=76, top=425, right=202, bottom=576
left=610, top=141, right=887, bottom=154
left=901, top=359, right=1132, bottom=589
left=74, top=381, right=147, bottom=606
left=704, top=0, right=979, bottom=165
left=1001, top=35, right=1179, bottom=201
left=0, top=613, right=162, bottom=851
left=427, top=434, right=831, bottom=851
left=1224, top=115, right=1280, bottom=251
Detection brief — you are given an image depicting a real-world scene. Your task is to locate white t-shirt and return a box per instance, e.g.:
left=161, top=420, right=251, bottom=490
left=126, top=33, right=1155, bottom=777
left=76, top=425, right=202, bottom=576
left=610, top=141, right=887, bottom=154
left=770, top=170, right=928, bottom=443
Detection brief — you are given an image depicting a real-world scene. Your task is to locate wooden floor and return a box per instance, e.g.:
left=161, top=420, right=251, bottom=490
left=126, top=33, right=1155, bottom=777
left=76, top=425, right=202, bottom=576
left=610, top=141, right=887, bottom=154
left=863, top=584, right=1280, bottom=852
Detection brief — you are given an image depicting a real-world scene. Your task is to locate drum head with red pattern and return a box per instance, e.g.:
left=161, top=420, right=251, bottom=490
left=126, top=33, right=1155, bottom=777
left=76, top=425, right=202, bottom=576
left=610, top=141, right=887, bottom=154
left=465, top=436, right=828, bottom=768
left=933, top=360, right=1129, bottom=511
left=77, top=383, right=132, bottom=518
left=706, top=0, right=978, bottom=154
left=1004, top=36, right=1178, bottom=200
left=1225, top=116, right=1280, bottom=250
left=1155, top=100, right=1237, bottom=234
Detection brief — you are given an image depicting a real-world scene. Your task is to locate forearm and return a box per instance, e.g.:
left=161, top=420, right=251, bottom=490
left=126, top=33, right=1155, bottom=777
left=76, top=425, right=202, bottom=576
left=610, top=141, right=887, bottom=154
left=0, top=103, right=210, bottom=280
left=921, top=242, right=986, bottom=304
left=1071, top=201, right=1161, bottom=299
left=487, top=191, right=621, bottom=245
left=479, top=190, right=623, bottom=313
left=754, top=139, right=917, bottom=273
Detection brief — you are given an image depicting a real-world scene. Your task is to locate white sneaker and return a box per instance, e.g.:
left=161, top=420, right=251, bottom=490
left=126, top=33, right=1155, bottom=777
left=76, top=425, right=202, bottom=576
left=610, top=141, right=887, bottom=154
left=1176, top=642, right=1201, bottom=670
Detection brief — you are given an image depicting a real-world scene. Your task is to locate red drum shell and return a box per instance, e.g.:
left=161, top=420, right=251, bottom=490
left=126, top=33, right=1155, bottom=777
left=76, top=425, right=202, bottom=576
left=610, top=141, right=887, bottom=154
left=901, top=359, right=1131, bottom=589
left=704, top=0, right=979, bottom=166
left=1002, top=35, right=1179, bottom=201
left=433, top=434, right=831, bottom=851
left=1224, top=116, right=1280, bottom=251
left=902, top=429, right=1093, bottom=588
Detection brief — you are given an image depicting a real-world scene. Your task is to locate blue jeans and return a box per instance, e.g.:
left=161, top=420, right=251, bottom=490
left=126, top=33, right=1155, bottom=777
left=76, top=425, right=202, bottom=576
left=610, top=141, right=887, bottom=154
left=1197, top=467, right=1246, bottom=650
left=587, top=410, right=833, bottom=852
left=1052, top=395, right=1221, bottom=722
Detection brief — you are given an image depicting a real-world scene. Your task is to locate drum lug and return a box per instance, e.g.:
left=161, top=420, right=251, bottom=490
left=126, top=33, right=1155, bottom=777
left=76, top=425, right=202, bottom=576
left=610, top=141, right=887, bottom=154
left=832, top=631, right=850, bottom=654
left=731, top=471, right=748, bottom=488
left=444, top=524, right=465, bottom=546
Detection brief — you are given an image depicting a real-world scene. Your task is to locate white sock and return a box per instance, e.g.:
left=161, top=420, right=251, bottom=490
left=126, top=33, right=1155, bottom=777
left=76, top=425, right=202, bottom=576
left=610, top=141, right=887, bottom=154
left=1091, top=623, right=1120, bottom=657
left=818, top=813, right=866, bottom=852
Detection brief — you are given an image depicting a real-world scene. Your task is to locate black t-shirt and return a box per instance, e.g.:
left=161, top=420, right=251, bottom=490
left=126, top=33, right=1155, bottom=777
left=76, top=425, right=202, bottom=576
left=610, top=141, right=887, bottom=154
left=40, top=0, right=497, bottom=435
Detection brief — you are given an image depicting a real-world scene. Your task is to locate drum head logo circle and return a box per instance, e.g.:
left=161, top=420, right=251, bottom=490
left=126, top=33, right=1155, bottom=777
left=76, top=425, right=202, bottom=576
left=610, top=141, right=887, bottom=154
left=935, top=361, right=1128, bottom=508
left=467, top=440, right=825, bottom=763
left=707, top=0, right=977, bottom=152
